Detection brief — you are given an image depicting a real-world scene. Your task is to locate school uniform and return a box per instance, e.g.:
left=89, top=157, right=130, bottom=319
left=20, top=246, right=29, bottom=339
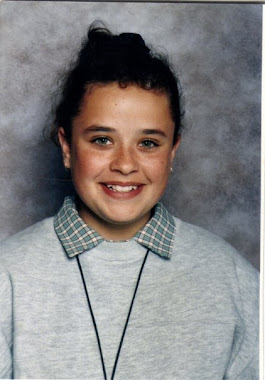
left=0, top=196, right=258, bottom=379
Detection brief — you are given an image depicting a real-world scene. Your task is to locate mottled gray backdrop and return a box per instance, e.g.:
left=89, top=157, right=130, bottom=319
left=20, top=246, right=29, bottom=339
left=0, top=2, right=261, bottom=269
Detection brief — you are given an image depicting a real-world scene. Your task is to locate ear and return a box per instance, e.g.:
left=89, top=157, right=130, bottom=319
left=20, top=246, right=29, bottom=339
left=58, top=128, right=71, bottom=169
left=170, top=135, right=181, bottom=165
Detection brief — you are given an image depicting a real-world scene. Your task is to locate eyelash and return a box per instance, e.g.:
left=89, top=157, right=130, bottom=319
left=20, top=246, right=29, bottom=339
left=92, top=137, right=112, bottom=146
left=91, top=137, right=159, bottom=149
left=139, top=140, right=159, bottom=149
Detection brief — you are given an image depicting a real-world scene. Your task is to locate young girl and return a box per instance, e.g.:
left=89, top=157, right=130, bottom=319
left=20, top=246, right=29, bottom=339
left=0, top=25, right=258, bottom=379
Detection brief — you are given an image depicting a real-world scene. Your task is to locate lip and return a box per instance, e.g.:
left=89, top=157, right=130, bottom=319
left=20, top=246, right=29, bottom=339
left=100, top=182, right=144, bottom=199
left=102, top=181, right=144, bottom=186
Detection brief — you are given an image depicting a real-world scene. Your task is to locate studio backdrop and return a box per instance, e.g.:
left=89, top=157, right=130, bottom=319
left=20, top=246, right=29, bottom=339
left=0, top=1, right=261, bottom=269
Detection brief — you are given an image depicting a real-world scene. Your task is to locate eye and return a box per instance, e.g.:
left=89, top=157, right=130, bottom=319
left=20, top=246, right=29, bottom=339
left=92, top=137, right=112, bottom=146
left=140, top=140, right=159, bottom=149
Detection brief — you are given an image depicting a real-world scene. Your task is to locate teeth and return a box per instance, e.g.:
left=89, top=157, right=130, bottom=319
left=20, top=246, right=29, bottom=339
left=106, top=184, right=138, bottom=193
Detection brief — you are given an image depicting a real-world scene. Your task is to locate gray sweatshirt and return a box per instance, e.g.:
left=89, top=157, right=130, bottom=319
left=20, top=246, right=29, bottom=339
left=0, top=216, right=258, bottom=379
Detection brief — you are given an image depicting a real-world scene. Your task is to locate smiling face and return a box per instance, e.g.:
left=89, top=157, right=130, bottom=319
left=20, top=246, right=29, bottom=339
left=59, top=83, right=180, bottom=240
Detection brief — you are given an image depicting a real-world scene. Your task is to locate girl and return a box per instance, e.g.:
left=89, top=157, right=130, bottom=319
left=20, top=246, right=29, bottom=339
left=0, top=25, right=258, bottom=379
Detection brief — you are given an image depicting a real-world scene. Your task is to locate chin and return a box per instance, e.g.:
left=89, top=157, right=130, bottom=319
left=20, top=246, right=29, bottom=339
left=102, top=209, right=149, bottom=226
left=103, top=215, right=140, bottom=226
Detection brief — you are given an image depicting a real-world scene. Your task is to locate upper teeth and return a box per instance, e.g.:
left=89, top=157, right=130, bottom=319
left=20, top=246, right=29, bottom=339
left=107, top=185, right=138, bottom=193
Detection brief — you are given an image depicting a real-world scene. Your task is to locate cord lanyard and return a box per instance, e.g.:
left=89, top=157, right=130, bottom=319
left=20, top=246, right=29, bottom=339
left=76, top=248, right=150, bottom=380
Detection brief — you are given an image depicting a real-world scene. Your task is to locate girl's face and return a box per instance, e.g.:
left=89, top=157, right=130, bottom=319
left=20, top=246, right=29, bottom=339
left=59, top=83, right=180, bottom=240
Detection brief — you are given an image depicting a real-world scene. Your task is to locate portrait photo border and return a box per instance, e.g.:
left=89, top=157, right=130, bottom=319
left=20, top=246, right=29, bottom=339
left=1, top=0, right=264, bottom=377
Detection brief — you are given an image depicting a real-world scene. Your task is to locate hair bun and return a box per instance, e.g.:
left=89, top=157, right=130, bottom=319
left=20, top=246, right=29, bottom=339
left=88, top=27, right=111, bottom=47
left=117, top=33, right=150, bottom=54
left=87, top=27, right=150, bottom=58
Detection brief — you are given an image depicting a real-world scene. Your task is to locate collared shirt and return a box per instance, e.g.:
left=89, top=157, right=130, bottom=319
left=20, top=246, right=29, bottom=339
left=54, top=196, right=175, bottom=259
left=0, top=195, right=259, bottom=379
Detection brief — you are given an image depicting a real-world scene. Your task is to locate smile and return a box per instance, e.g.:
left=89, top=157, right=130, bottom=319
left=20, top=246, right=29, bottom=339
left=106, top=184, right=138, bottom=193
left=101, top=183, right=144, bottom=199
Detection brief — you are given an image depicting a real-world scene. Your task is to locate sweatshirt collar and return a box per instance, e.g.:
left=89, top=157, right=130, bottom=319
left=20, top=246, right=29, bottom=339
left=54, top=196, right=175, bottom=259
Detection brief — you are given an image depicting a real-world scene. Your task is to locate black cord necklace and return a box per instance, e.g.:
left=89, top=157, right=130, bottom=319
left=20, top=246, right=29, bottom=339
left=76, top=248, right=150, bottom=380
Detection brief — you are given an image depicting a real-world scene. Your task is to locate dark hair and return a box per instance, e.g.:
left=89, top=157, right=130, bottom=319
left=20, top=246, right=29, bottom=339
left=51, top=23, right=183, bottom=145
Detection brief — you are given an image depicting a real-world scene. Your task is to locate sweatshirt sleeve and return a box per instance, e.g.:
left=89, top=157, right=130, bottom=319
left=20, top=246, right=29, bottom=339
left=0, top=265, right=13, bottom=379
left=225, top=260, right=259, bottom=380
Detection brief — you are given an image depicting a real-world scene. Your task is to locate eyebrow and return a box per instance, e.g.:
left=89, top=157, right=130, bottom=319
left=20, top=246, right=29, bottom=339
left=84, top=125, right=116, bottom=133
left=141, top=129, right=167, bottom=137
left=84, top=125, right=167, bottom=137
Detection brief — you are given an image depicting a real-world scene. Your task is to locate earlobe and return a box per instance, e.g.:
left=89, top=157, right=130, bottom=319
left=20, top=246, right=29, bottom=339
left=58, top=128, right=71, bottom=169
left=170, top=135, right=181, bottom=163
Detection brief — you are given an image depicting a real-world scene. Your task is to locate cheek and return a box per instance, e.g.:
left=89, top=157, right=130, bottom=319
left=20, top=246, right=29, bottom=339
left=71, top=148, right=105, bottom=178
left=144, top=154, right=171, bottom=180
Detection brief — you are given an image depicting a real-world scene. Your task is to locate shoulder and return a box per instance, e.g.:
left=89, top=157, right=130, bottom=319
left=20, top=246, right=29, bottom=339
left=172, top=217, right=258, bottom=289
left=169, top=217, right=258, bottom=344
left=0, top=217, right=60, bottom=267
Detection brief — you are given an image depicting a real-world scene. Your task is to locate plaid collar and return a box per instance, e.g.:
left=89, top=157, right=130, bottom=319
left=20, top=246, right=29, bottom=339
left=54, top=196, right=175, bottom=259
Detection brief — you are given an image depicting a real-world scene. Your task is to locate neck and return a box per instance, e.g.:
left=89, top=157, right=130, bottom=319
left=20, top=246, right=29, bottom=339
left=78, top=203, right=151, bottom=241
left=83, top=221, right=147, bottom=241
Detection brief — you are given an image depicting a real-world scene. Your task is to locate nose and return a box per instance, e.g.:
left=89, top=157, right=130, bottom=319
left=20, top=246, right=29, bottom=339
left=110, top=145, right=139, bottom=174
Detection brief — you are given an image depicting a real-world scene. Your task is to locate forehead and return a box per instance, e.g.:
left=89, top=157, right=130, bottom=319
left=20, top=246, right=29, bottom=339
left=73, top=83, right=174, bottom=132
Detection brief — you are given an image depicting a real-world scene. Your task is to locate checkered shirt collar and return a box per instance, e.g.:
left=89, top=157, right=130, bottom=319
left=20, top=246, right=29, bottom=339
left=54, top=196, right=175, bottom=259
